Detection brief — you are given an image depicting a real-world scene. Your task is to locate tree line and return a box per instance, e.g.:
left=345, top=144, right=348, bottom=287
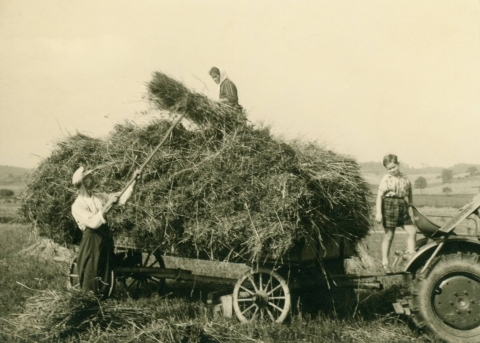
left=413, top=166, right=479, bottom=195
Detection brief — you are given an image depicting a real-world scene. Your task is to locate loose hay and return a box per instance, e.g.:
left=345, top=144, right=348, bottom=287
left=17, top=237, right=74, bottom=263
left=20, top=72, right=372, bottom=263
left=4, top=288, right=157, bottom=341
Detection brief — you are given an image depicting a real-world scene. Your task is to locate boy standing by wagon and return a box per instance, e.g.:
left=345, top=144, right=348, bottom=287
left=375, top=154, right=416, bottom=273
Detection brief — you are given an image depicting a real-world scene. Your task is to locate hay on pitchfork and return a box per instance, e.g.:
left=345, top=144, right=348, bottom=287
left=146, top=71, right=247, bottom=129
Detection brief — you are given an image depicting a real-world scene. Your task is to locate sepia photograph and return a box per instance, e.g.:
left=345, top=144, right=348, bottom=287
left=1, top=1, right=479, bottom=342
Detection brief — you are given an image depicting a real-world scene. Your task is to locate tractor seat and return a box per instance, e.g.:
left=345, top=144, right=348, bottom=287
left=410, top=205, right=451, bottom=237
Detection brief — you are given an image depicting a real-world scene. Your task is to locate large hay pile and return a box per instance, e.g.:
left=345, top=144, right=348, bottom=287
left=20, top=72, right=371, bottom=262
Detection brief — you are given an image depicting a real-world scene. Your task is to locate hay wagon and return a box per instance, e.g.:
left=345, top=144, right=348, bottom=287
left=66, top=111, right=378, bottom=324
left=69, top=229, right=381, bottom=323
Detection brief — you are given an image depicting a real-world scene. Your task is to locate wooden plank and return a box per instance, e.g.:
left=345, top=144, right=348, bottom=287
left=114, top=266, right=238, bottom=286
left=114, top=266, right=192, bottom=276
left=327, top=271, right=410, bottom=279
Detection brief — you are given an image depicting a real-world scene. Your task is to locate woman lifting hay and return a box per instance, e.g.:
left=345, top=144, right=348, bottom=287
left=71, top=167, right=140, bottom=298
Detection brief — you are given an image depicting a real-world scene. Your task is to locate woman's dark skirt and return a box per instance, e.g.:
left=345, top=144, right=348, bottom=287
left=76, top=225, right=115, bottom=297
left=382, top=197, right=413, bottom=229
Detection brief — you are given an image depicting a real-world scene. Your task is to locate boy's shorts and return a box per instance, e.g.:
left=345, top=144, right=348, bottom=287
left=382, top=197, right=413, bottom=229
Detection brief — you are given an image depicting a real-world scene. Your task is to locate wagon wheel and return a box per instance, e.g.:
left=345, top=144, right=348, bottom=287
left=410, top=252, right=480, bottom=343
left=233, top=267, right=291, bottom=323
left=68, top=258, right=115, bottom=297
left=69, top=258, right=80, bottom=289
left=121, top=250, right=166, bottom=297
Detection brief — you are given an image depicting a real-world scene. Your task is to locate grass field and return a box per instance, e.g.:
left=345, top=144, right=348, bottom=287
left=0, top=202, right=22, bottom=223
left=0, top=203, right=444, bottom=342
left=0, top=223, right=66, bottom=317
left=0, top=184, right=25, bottom=197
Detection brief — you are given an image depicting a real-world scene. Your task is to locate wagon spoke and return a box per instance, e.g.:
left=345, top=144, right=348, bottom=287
left=145, top=252, right=157, bottom=268
left=148, top=276, right=160, bottom=283
left=269, top=296, right=286, bottom=300
left=267, top=284, right=282, bottom=295
left=269, top=302, right=284, bottom=312
left=149, top=277, right=161, bottom=284
left=237, top=298, right=254, bottom=302
left=266, top=308, right=275, bottom=321
left=247, top=275, right=259, bottom=293
left=259, top=272, right=263, bottom=291
left=251, top=305, right=259, bottom=319
left=264, top=275, right=273, bottom=293
left=135, top=280, right=141, bottom=293
left=240, top=285, right=255, bottom=296
left=260, top=308, right=264, bottom=319
left=148, top=260, right=159, bottom=268
left=241, top=303, right=256, bottom=315
left=126, top=279, right=138, bottom=290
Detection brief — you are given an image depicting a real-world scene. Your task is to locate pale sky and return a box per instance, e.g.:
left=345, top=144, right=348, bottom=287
left=1, top=0, right=479, bottom=169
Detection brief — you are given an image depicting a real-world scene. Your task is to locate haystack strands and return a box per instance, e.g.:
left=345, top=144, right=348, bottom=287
left=20, top=72, right=372, bottom=263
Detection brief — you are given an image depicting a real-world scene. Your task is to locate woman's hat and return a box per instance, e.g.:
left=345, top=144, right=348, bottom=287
left=72, top=166, right=93, bottom=185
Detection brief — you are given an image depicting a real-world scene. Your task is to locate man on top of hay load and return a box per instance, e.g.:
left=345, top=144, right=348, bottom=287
left=209, top=67, right=243, bottom=112
left=71, top=166, right=140, bottom=297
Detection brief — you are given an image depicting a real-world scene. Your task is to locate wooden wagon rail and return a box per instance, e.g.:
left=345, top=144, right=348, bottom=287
left=114, top=266, right=238, bottom=286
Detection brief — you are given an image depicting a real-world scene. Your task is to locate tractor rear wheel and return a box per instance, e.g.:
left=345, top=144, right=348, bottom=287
left=410, top=252, right=480, bottom=343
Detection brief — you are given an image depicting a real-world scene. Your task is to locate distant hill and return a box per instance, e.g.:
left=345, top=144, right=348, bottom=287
left=0, top=165, right=31, bottom=186
left=360, top=162, right=480, bottom=176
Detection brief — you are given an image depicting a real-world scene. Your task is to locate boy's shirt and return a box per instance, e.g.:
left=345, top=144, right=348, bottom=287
left=378, top=172, right=411, bottom=198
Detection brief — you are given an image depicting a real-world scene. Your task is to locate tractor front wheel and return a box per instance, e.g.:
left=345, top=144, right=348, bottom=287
left=410, top=252, right=480, bottom=343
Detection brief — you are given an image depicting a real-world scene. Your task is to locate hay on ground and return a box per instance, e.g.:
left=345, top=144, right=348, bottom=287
left=4, top=288, right=157, bottom=341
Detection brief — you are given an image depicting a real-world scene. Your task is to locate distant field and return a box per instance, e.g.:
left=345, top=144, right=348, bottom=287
left=413, top=193, right=474, bottom=208
left=363, top=173, right=444, bottom=191
left=0, top=184, right=25, bottom=197
left=363, top=172, right=480, bottom=195
left=0, top=202, right=21, bottom=222
left=367, top=193, right=475, bottom=210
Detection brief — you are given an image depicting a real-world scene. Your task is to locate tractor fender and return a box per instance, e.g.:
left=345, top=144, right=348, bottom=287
left=404, top=235, right=480, bottom=273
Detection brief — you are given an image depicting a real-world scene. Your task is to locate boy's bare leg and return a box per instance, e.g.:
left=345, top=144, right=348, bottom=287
left=404, top=224, right=417, bottom=254
left=382, top=227, right=396, bottom=265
